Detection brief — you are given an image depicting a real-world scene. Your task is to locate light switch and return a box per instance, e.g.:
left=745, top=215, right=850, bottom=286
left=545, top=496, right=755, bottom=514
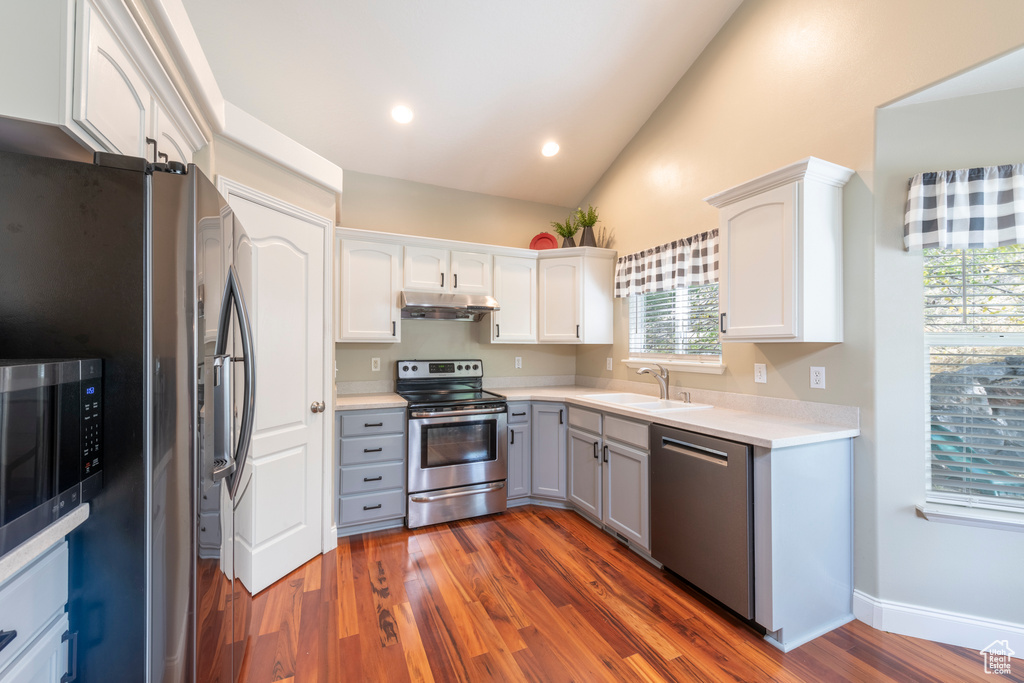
left=754, top=363, right=767, bottom=384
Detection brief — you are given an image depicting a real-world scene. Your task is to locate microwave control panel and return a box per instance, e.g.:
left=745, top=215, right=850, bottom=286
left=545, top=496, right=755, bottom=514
left=80, top=377, right=103, bottom=504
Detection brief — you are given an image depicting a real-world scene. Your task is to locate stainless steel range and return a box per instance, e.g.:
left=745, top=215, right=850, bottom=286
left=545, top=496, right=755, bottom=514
left=396, top=359, right=508, bottom=528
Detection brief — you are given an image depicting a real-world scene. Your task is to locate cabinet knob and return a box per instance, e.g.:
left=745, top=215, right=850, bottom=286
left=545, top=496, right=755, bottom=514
left=311, top=401, right=326, bottom=413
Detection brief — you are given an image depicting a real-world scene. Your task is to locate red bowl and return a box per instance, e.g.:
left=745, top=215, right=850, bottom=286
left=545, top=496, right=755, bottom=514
left=530, top=232, right=558, bottom=250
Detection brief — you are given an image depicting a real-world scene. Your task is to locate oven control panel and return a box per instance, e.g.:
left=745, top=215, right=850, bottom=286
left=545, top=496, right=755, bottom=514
left=397, top=359, right=482, bottom=379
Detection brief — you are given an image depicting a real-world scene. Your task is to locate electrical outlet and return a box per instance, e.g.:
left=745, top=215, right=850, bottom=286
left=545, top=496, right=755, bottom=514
left=754, top=363, right=767, bottom=384
left=371, top=357, right=381, bottom=372
left=606, top=357, right=613, bottom=371
left=810, top=366, right=826, bottom=389
left=515, top=356, right=522, bottom=369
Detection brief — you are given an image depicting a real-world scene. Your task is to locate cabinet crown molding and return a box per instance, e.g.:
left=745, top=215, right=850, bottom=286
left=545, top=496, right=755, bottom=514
left=703, top=156, right=855, bottom=208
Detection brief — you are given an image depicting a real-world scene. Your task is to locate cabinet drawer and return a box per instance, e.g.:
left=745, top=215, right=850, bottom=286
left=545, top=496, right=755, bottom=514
left=568, top=406, right=601, bottom=434
left=0, top=541, right=68, bottom=672
left=339, top=433, right=405, bottom=465
left=340, top=462, right=404, bottom=495
left=604, top=415, right=649, bottom=450
left=338, top=490, right=405, bottom=526
left=507, top=402, right=530, bottom=424
left=339, top=409, right=405, bottom=437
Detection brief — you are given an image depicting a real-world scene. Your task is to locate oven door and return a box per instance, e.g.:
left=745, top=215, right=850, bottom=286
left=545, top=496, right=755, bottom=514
left=407, top=407, right=508, bottom=494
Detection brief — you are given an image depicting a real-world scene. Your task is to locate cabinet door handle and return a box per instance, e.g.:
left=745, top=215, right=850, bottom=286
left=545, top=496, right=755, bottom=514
left=559, top=409, right=563, bottom=424
left=603, top=445, right=609, bottom=463
left=720, top=312, right=727, bottom=334
left=61, top=630, right=78, bottom=683
left=363, top=447, right=383, bottom=453
left=440, top=272, right=444, bottom=288
left=363, top=503, right=382, bottom=510
left=392, top=321, right=396, bottom=337
left=363, top=476, right=383, bottom=482
left=496, top=323, right=500, bottom=338
left=0, top=629, right=16, bottom=654
left=364, top=422, right=383, bottom=428
left=454, top=273, right=458, bottom=288
left=593, top=441, right=599, bottom=459
left=576, top=324, right=580, bottom=339
left=512, top=412, right=526, bottom=417
left=510, top=429, right=515, bottom=445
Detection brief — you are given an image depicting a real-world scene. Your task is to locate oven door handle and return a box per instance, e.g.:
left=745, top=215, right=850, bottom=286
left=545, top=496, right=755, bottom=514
left=409, top=405, right=507, bottom=419
left=410, top=482, right=505, bottom=503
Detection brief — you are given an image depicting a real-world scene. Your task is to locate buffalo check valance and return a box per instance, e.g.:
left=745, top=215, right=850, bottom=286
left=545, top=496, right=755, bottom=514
left=904, top=164, right=1024, bottom=250
left=614, top=229, right=718, bottom=298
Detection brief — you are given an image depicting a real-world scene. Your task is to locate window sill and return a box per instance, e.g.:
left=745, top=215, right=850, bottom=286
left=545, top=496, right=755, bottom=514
left=916, top=503, right=1024, bottom=533
left=621, top=359, right=726, bottom=375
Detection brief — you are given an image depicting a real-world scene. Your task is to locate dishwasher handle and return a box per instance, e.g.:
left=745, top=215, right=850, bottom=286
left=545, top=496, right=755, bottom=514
left=661, top=437, right=729, bottom=466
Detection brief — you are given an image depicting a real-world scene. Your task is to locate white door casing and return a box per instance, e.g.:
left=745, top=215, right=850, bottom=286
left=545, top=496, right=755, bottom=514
left=218, top=177, right=333, bottom=594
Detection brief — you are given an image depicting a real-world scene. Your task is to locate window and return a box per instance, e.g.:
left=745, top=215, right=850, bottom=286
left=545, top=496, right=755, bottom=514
left=924, top=245, right=1024, bottom=512
left=628, top=283, right=721, bottom=360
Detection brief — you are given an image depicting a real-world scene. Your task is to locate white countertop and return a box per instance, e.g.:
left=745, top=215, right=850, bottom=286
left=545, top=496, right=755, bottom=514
left=336, top=385, right=858, bottom=449
left=0, top=504, right=89, bottom=584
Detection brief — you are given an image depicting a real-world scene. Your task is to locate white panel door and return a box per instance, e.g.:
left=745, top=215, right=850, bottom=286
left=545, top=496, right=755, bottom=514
left=338, top=238, right=401, bottom=341
left=221, top=184, right=329, bottom=594
left=404, top=245, right=448, bottom=292
left=74, top=1, right=152, bottom=157
left=450, top=250, right=492, bottom=295
left=491, top=255, right=537, bottom=343
left=538, top=257, right=582, bottom=342
left=719, top=183, right=797, bottom=340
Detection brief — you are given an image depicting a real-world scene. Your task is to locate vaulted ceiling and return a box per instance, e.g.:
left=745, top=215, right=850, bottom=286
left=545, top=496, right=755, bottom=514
left=181, top=0, right=742, bottom=206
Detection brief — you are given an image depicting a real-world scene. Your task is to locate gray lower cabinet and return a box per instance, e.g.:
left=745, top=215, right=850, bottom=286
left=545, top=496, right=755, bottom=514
left=336, top=408, right=407, bottom=533
left=530, top=402, right=567, bottom=500
left=507, top=402, right=531, bottom=500
left=568, top=406, right=650, bottom=551
left=0, top=542, right=70, bottom=683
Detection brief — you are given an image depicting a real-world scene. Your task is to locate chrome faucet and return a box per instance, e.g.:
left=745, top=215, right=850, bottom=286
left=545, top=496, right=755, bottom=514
left=636, top=364, right=669, bottom=399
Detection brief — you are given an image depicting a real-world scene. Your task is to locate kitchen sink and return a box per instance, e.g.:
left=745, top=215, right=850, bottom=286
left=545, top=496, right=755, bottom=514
left=583, top=393, right=711, bottom=412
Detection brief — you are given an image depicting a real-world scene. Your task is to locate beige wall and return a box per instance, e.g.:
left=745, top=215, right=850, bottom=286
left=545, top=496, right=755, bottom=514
left=573, top=0, right=1024, bottom=619
left=336, top=170, right=577, bottom=385
left=874, top=87, right=1024, bottom=623
left=340, top=170, right=571, bottom=248
left=336, top=321, right=575, bottom=384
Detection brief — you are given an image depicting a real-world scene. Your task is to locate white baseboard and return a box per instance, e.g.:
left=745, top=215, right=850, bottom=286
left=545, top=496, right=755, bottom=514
left=854, top=590, right=1024, bottom=657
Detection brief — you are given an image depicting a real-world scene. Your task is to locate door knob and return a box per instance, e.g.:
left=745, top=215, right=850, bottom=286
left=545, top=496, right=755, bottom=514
left=311, top=401, right=326, bottom=413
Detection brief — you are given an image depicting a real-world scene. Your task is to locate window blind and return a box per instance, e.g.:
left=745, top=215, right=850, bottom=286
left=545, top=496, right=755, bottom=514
left=628, top=284, right=721, bottom=358
left=925, top=246, right=1024, bottom=510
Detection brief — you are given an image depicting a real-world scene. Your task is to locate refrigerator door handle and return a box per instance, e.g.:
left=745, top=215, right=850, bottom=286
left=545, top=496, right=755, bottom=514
left=214, top=265, right=257, bottom=498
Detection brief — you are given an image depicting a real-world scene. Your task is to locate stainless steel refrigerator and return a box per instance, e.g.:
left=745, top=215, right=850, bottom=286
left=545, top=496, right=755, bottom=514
left=0, top=149, right=256, bottom=682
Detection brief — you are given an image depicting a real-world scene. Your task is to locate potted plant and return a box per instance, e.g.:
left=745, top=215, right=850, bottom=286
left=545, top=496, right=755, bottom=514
left=575, top=205, right=599, bottom=247
left=550, top=214, right=579, bottom=248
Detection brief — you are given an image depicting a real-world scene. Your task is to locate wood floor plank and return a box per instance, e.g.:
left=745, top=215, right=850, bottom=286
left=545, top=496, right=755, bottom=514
left=239, top=506, right=1012, bottom=683
left=393, top=600, right=436, bottom=683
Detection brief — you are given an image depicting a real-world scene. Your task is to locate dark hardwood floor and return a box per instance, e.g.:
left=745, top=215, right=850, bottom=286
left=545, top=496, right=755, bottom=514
left=224, top=505, right=1019, bottom=682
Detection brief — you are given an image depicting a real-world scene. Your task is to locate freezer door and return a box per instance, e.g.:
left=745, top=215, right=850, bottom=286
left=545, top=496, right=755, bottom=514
left=193, top=169, right=256, bottom=683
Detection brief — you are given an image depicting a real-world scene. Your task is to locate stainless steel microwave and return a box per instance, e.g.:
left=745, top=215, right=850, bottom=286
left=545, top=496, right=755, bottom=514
left=0, top=359, right=103, bottom=555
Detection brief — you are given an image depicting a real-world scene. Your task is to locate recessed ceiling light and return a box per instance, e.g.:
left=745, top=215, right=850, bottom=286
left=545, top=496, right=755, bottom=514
left=391, top=105, right=414, bottom=124
left=542, top=141, right=560, bottom=157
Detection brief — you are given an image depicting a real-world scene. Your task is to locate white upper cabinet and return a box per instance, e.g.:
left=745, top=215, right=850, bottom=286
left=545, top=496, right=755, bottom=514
left=705, top=157, right=854, bottom=343
left=0, top=0, right=204, bottom=163
left=337, top=237, right=402, bottom=342
left=75, top=1, right=153, bottom=158
left=404, top=246, right=492, bottom=295
left=537, top=249, right=614, bottom=344
left=404, top=246, right=449, bottom=292
left=450, top=250, right=492, bottom=295
left=491, top=255, right=537, bottom=343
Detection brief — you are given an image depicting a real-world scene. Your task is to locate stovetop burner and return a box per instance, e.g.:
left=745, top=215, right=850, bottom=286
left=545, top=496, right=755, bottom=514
left=395, top=359, right=506, bottom=409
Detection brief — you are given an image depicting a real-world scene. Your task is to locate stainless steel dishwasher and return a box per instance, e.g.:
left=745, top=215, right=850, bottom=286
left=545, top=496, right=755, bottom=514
left=650, top=424, right=754, bottom=619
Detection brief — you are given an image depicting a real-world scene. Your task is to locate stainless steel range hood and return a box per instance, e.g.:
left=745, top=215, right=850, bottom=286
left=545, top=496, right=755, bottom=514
left=401, top=291, right=500, bottom=321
